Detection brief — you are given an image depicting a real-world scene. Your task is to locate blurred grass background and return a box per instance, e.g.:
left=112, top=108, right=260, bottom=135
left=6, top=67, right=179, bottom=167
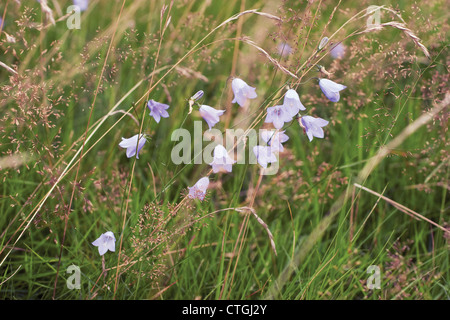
left=0, top=0, right=448, bottom=299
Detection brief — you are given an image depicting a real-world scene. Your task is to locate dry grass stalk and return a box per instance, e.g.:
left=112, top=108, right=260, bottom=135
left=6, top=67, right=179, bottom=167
left=363, top=21, right=431, bottom=60
left=235, top=207, right=277, bottom=256
left=0, top=61, right=17, bottom=75
left=354, top=183, right=450, bottom=235
left=39, top=0, right=55, bottom=26
left=175, top=206, right=277, bottom=256
left=241, top=38, right=299, bottom=80
left=175, top=66, right=209, bottom=82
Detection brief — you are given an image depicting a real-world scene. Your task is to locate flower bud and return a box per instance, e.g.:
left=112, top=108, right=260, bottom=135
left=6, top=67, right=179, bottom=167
left=190, top=90, right=204, bottom=102
left=318, top=37, right=329, bottom=50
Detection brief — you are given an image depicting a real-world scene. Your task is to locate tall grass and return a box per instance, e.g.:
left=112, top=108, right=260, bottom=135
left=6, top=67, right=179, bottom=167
left=0, top=0, right=448, bottom=300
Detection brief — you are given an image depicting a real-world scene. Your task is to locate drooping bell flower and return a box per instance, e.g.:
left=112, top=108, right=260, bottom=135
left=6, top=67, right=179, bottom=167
left=330, top=43, right=346, bottom=59
left=277, top=42, right=292, bottom=57
left=92, top=231, right=116, bottom=256
left=299, top=116, right=329, bottom=142
left=188, top=177, right=210, bottom=201
left=199, top=105, right=225, bottom=130
left=318, top=78, right=346, bottom=102
left=253, top=146, right=278, bottom=169
left=231, top=78, right=257, bottom=107
left=118, top=134, right=146, bottom=159
left=265, top=105, right=293, bottom=129
left=282, top=89, right=306, bottom=117
left=147, top=99, right=170, bottom=123
left=260, top=129, right=289, bottom=153
left=209, top=144, right=236, bottom=173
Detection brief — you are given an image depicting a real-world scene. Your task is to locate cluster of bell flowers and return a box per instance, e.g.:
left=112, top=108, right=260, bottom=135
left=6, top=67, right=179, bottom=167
left=265, top=78, right=346, bottom=140
left=97, top=76, right=346, bottom=255
left=183, top=77, right=346, bottom=202
left=116, top=76, right=346, bottom=204
left=36, top=1, right=350, bottom=256
left=51, top=1, right=349, bottom=255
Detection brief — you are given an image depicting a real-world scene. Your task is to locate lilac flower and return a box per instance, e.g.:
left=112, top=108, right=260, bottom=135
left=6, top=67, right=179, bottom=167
left=188, top=177, right=209, bottom=201
left=300, top=116, right=329, bottom=142
left=330, top=43, right=346, bottom=59
left=253, top=146, right=278, bottom=169
left=282, top=89, right=306, bottom=117
left=209, top=144, right=236, bottom=173
left=277, top=42, right=292, bottom=57
left=319, top=78, right=347, bottom=102
left=265, top=105, right=293, bottom=129
left=261, top=130, right=289, bottom=153
left=199, top=105, right=225, bottom=130
left=118, top=134, right=146, bottom=159
left=92, top=231, right=115, bottom=256
left=73, top=0, right=89, bottom=12
left=231, top=78, right=257, bottom=107
left=147, top=99, right=169, bottom=123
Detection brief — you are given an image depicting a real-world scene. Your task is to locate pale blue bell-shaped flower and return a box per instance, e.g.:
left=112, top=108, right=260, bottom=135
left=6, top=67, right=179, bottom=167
left=253, top=145, right=278, bottom=168
left=283, top=89, right=306, bottom=117
left=330, top=43, right=346, bottom=59
left=265, top=105, right=293, bottom=129
left=231, top=78, right=257, bottom=107
left=92, top=231, right=116, bottom=256
left=209, top=144, right=236, bottom=173
left=199, top=105, right=225, bottom=130
left=300, top=116, right=329, bottom=141
left=277, top=42, right=292, bottom=57
left=188, top=177, right=210, bottom=201
left=147, top=99, right=170, bottom=123
left=260, top=130, right=289, bottom=153
left=118, top=134, right=146, bottom=159
left=319, top=78, right=346, bottom=102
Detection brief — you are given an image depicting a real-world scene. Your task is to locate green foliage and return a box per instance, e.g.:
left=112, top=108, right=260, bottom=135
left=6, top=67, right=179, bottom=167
left=0, top=0, right=448, bottom=300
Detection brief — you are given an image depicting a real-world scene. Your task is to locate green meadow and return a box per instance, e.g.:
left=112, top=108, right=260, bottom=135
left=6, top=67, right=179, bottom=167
left=0, top=0, right=448, bottom=300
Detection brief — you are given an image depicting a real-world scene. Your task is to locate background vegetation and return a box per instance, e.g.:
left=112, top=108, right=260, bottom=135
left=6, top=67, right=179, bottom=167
left=0, top=0, right=448, bottom=300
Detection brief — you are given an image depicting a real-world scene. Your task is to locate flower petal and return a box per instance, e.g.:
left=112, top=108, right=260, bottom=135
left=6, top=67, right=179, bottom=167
left=92, top=238, right=102, bottom=247
left=119, top=135, right=138, bottom=148
left=126, top=146, right=136, bottom=158
left=273, top=117, right=284, bottom=130
left=314, top=118, right=329, bottom=127
left=152, top=112, right=161, bottom=123
left=98, top=245, right=108, bottom=256
left=106, top=240, right=115, bottom=253
left=195, top=177, right=210, bottom=193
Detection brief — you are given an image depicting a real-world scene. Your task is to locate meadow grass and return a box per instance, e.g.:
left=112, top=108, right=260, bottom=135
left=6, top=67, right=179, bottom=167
left=0, top=0, right=448, bottom=300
